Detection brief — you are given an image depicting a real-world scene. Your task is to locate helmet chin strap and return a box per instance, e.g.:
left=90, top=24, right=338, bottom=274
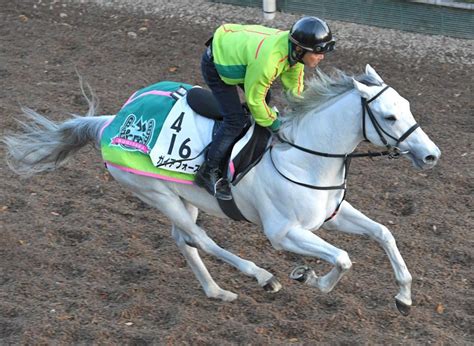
left=290, top=43, right=307, bottom=64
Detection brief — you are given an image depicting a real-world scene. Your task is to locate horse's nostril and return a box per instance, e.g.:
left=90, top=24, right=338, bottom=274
left=425, top=155, right=436, bottom=163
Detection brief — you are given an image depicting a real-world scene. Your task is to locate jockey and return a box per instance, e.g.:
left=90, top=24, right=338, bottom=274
left=195, top=16, right=335, bottom=200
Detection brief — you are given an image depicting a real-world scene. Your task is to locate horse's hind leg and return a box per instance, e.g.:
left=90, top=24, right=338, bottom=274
left=324, top=201, right=412, bottom=316
left=163, top=199, right=279, bottom=292
left=171, top=202, right=237, bottom=301
left=151, top=192, right=279, bottom=293
left=109, top=169, right=280, bottom=295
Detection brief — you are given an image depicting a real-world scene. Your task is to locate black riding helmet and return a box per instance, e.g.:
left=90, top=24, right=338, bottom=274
left=289, top=16, right=335, bottom=63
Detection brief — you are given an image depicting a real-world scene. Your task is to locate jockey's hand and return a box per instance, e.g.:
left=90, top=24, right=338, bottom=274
left=269, top=106, right=281, bottom=133
left=269, top=118, right=281, bottom=133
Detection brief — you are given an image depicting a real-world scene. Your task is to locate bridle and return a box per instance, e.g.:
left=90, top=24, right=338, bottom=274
left=270, top=84, right=420, bottom=221
left=362, top=85, right=419, bottom=152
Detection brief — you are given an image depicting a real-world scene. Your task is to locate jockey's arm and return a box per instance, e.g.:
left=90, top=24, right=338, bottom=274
left=281, top=63, right=305, bottom=97
left=244, top=64, right=279, bottom=128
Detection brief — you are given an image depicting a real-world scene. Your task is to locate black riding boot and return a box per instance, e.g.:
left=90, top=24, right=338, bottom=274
left=195, top=161, right=232, bottom=200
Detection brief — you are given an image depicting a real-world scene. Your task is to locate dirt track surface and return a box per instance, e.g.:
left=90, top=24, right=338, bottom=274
left=1, top=1, right=472, bottom=344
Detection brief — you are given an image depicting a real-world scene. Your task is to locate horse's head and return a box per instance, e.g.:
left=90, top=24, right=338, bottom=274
left=352, top=65, right=441, bottom=170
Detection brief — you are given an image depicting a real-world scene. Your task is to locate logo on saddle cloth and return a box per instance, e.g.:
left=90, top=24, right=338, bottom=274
left=101, top=81, right=271, bottom=185
left=111, top=114, right=155, bottom=153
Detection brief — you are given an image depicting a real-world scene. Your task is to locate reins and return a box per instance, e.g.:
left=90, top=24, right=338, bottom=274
left=270, top=84, right=419, bottom=222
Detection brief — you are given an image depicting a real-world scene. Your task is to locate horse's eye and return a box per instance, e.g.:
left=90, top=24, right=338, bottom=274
left=385, top=115, right=397, bottom=122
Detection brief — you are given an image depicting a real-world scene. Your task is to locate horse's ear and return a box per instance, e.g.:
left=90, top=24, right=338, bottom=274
left=365, top=64, right=384, bottom=84
left=352, top=78, right=372, bottom=99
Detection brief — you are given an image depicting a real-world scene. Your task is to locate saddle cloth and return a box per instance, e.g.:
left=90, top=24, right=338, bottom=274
left=100, top=81, right=271, bottom=186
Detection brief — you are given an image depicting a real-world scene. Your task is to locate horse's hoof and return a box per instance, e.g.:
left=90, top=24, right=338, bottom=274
left=208, top=289, right=238, bottom=302
left=290, top=265, right=313, bottom=283
left=395, top=299, right=411, bottom=316
left=263, top=276, right=282, bottom=293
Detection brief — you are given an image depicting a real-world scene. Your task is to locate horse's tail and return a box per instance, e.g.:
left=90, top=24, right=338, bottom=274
left=3, top=96, right=113, bottom=177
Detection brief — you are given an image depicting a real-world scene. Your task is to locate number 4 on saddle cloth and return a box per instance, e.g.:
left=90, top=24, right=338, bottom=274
left=100, top=81, right=271, bottom=191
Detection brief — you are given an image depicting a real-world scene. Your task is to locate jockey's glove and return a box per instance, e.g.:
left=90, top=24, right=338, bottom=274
left=269, top=106, right=281, bottom=133
left=269, top=118, right=281, bottom=133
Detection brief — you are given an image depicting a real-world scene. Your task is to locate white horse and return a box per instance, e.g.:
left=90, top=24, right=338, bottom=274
left=4, top=65, right=440, bottom=315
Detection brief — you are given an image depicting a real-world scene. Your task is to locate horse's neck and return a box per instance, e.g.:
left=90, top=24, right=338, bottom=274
left=275, top=91, right=363, bottom=183
left=293, top=91, right=362, bottom=153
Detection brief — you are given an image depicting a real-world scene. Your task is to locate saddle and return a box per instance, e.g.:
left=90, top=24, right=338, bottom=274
left=186, top=87, right=222, bottom=120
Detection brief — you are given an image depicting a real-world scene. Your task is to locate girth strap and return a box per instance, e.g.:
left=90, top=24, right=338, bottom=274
left=217, top=197, right=249, bottom=222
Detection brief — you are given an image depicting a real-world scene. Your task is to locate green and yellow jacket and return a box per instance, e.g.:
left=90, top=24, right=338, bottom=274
left=211, top=24, right=305, bottom=127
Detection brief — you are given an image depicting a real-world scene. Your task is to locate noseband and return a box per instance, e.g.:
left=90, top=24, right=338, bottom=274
left=270, top=83, right=420, bottom=222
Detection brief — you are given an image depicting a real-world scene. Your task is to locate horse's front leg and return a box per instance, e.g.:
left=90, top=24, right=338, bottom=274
left=324, top=201, right=412, bottom=316
left=265, top=225, right=353, bottom=294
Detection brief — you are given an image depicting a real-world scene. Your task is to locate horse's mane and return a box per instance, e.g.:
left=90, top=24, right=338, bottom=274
left=281, top=68, right=382, bottom=123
